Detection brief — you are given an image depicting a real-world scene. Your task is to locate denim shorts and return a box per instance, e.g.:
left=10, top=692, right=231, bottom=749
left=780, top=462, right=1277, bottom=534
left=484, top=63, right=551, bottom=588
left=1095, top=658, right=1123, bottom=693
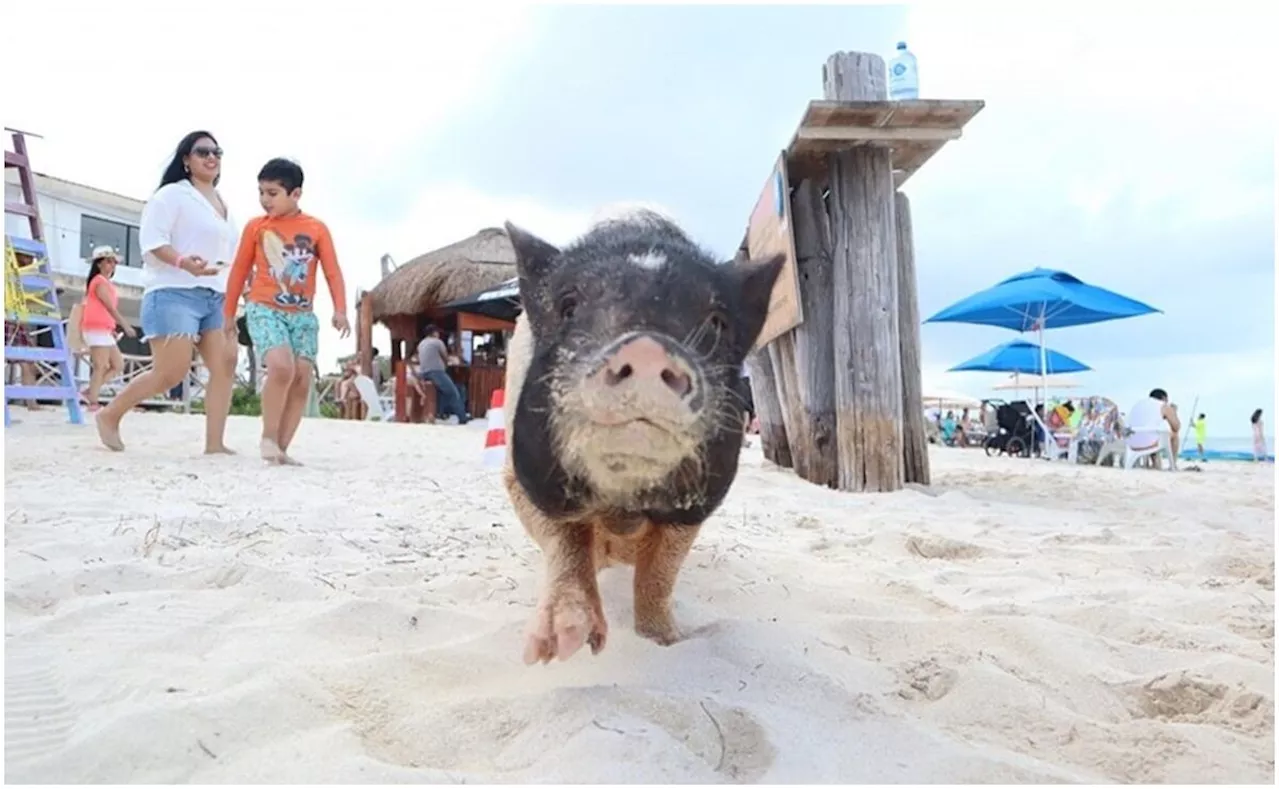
left=141, top=287, right=225, bottom=342
left=244, top=302, right=319, bottom=361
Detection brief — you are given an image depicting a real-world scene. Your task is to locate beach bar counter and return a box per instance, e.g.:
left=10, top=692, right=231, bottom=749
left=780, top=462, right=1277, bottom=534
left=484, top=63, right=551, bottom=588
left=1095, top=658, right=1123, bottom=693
left=356, top=227, right=518, bottom=423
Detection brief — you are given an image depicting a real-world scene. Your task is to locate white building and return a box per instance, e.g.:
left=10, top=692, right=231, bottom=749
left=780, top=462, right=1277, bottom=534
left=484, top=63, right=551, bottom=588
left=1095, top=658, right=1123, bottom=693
left=4, top=168, right=148, bottom=355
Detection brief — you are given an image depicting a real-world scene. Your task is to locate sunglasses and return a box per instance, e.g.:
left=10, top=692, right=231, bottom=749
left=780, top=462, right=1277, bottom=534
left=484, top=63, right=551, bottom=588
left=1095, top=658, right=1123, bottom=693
left=191, top=146, right=223, bottom=160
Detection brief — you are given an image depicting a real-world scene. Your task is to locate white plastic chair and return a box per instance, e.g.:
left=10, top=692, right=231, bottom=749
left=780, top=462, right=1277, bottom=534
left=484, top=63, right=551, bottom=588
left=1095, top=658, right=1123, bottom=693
left=1031, top=410, right=1078, bottom=462
left=1123, top=428, right=1172, bottom=469
left=353, top=375, right=385, bottom=421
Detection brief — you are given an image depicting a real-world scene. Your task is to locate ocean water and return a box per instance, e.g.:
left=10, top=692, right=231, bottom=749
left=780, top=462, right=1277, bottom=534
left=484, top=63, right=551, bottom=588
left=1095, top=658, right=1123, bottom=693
left=1178, top=435, right=1274, bottom=462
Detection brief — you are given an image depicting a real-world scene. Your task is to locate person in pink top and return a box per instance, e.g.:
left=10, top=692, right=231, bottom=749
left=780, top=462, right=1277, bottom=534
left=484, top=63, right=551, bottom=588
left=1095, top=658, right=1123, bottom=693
left=79, top=245, right=136, bottom=410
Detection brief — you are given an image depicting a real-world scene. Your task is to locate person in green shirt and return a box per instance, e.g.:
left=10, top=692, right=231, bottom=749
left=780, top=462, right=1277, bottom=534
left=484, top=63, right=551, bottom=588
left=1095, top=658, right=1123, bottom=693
left=1193, top=413, right=1207, bottom=461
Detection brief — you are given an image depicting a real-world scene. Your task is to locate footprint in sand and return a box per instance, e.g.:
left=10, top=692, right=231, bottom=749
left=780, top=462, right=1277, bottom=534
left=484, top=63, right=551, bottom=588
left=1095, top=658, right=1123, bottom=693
left=903, top=534, right=984, bottom=561
left=1122, top=671, right=1274, bottom=732
left=207, top=564, right=250, bottom=589
left=4, top=648, right=78, bottom=776
left=896, top=656, right=960, bottom=702
left=338, top=683, right=775, bottom=781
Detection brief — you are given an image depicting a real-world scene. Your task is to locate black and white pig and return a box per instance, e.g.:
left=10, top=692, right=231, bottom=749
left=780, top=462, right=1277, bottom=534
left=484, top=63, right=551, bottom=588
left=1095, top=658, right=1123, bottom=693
left=501, top=208, right=784, bottom=664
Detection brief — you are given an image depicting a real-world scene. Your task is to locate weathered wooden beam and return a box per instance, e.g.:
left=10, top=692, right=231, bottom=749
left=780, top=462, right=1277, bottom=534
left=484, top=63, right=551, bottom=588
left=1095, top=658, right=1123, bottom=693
left=821, top=53, right=887, bottom=103
left=736, top=231, right=791, bottom=468
left=747, top=348, right=791, bottom=468
left=795, top=126, right=961, bottom=143
left=787, top=178, right=838, bottom=488
left=895, top=191, right=930, bottom=485
left=826, top=51, right=905, bottom=493
left=743, top=187, right=806, bottom=476
left=767, top=333, right=803, bottom=467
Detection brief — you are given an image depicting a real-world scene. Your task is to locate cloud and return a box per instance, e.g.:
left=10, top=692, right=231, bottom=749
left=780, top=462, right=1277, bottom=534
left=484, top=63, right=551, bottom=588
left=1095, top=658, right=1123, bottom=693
left=7, top=2, right=536, bottom=198
left=897, top=3, right=1276, bottom=428
left=6, top=0, right=558, bottom=370
left=340, top=185, right=596, bottom=288
left=900, top=2, right=1276, bottom=226
left=335, top=184, right=594, bottom=357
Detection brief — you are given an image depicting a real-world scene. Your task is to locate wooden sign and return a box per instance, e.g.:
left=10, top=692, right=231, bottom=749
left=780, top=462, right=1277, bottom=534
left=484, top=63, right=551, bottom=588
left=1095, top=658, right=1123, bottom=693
left=746, top=152, right=803, bottom=350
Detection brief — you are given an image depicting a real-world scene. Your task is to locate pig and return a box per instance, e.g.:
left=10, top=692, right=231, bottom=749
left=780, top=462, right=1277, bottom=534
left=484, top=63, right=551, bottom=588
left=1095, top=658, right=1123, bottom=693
left=501, top=208, right=784, bottom=665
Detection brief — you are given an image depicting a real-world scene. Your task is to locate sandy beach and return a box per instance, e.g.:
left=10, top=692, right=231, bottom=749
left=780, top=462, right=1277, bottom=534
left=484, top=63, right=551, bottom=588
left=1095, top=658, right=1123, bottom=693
left=3, top=410, right=1274, bottom=783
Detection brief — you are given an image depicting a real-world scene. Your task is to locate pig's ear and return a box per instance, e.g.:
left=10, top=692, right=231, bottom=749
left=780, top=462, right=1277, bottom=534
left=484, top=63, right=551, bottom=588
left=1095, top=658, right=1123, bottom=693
left=505, top=222, right=560, bottom=283
left=505, top=222, right=562, bottom=322
left=731, top=253, right=785, bottom=344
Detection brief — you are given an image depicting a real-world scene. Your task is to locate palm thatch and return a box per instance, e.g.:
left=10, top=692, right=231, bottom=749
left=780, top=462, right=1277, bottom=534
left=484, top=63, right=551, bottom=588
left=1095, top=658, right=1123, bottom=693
left=366, top=227, right=517, bottom=321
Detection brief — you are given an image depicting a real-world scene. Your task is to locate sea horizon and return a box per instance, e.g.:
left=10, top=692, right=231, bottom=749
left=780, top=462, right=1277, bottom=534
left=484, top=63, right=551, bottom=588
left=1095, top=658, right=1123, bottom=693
left=1177, top=434, right=1274, bottom=462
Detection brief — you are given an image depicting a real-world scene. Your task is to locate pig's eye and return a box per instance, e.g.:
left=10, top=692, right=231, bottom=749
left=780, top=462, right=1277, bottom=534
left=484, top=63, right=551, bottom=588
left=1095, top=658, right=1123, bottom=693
left=558, top=295, right=578, bottom=320
left=708, top=311, right=731, bottom=337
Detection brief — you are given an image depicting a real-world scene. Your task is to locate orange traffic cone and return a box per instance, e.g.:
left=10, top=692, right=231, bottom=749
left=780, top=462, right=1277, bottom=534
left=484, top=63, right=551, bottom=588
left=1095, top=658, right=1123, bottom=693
left=483, top=389, right=506, bottom=469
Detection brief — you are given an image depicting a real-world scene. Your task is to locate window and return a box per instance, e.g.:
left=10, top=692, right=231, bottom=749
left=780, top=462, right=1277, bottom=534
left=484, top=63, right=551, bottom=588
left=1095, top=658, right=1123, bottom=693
left=127, top=226, right=143, bottom=269
left=80, top=214, right=142, bottom=268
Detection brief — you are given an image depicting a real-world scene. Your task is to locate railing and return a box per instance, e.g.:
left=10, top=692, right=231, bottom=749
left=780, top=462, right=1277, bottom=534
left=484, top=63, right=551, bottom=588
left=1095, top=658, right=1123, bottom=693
left=316, top=376, right=336, bottom=403
left=6, top=350, right=207, bottom=411
left=7, top=319, right=342, bottom=413
left=73, top=352, right=208, bottom=410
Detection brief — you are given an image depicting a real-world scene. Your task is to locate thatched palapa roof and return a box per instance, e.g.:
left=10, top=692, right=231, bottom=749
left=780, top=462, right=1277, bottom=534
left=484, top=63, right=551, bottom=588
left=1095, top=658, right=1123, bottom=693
left=365, top=227, right=517, bottom=321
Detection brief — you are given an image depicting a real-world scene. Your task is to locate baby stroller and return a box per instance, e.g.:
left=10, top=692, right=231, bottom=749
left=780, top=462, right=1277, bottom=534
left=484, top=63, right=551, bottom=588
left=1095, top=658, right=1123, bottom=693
left=984, top=400, right=1036, bottom=457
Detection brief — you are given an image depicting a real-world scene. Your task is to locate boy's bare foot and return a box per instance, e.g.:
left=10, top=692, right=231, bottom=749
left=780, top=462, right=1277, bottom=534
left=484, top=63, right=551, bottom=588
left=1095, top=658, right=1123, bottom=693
left=205, top=445, right=237, bottom=455
left=95, top=411, right=124, bottom=451
left=260, top=437, right=284, bottom=464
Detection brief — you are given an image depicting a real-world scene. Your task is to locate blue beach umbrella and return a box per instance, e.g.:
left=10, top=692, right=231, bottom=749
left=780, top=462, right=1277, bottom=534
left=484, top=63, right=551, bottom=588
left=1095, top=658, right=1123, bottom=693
left=925, top=267, right=1161, bottom=331
left=926, top=267, right=1159, bottom=404
left=949, top=339, right=1091, bottom=376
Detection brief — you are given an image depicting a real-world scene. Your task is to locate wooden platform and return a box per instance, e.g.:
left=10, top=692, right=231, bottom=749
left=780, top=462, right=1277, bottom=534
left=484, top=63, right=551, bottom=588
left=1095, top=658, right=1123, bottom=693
left=785, top=99, right=985, bottom=187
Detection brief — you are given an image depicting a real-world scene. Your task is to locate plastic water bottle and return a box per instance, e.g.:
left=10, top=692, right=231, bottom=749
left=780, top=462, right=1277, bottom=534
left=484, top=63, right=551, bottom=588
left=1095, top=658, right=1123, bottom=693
left=888, top=41, right=919, bottom=100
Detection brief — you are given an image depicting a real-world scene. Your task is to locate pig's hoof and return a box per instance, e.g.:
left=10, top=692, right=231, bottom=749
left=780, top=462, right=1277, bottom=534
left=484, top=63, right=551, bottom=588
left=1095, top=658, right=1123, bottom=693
left=635, top=615, right=682, bottom=646
left=523, top=584, right=608, bottom=664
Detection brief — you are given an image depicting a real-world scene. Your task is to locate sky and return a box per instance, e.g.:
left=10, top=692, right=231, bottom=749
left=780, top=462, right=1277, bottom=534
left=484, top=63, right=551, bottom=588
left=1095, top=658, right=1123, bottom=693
left=7, top=0, right=1276, bottom=437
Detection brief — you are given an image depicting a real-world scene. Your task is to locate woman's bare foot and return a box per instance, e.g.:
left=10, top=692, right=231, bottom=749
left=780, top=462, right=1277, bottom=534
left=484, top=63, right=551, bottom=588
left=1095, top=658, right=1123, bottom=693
left=259, top=437, right=284, bottom=463
left=204, top=445, right=237, bottom=455
left=95, top=411, right=125, bottom=451
left=278, top=453, right=303, bottom=466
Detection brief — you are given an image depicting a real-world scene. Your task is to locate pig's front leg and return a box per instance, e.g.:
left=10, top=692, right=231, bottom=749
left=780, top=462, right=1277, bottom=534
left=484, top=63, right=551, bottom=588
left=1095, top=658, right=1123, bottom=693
left=524, top=522, right=608, bottom=664
left=633, top=523, right=700, bottom=645
left=505, top=468, right=608, bottom=664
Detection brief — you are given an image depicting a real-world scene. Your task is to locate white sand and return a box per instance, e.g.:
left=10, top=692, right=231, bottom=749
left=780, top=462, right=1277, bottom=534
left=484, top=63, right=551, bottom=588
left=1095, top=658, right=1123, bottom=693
left=4, top=410, right=1274, bottom=783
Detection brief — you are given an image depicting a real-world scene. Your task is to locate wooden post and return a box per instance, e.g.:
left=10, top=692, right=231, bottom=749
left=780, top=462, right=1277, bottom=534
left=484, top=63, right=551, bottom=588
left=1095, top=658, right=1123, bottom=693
left=735, top=231, right=790, bottom=469
left=896, top=191, right=931, bottom=485
left=787, top=178, right=838, bottom=488
left=825, top=51, right=904, bottom=492
left=747, top=349, right=792, bottom=468
left=390, top=339, right=405, bottom=422
left=357, top=291, right=374, bottom=377
left=766, top=335, right=803, bottom=468
left=394, top=358, right=407, bottom=423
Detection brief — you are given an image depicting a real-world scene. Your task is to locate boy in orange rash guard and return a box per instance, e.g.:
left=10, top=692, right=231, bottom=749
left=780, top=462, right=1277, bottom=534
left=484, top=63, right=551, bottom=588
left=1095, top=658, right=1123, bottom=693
left=224, top=157, right=350, bottom=465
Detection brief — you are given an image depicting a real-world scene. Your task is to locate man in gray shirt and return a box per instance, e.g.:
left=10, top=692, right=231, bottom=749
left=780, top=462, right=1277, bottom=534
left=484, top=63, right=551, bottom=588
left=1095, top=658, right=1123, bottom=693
left=416, top=325, right=468, bottom=423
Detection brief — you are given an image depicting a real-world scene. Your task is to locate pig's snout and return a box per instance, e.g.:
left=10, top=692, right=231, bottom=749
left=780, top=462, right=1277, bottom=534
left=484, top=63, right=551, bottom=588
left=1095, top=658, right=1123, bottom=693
left=568, top=332, right=703, bottom=490
left=593, top=336, right=694, bottom=399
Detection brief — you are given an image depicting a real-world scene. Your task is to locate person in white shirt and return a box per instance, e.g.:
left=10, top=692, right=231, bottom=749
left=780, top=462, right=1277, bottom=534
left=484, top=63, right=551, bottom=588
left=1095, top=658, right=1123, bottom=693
left=94, top=130, right=240, bottom=454
left=1126, top=387, right=1181, bottom=470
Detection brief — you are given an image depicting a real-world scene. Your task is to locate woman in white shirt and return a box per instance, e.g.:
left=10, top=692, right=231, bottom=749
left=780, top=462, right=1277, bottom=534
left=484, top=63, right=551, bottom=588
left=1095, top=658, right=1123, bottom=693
left=95, top=130, right=240, bottom=454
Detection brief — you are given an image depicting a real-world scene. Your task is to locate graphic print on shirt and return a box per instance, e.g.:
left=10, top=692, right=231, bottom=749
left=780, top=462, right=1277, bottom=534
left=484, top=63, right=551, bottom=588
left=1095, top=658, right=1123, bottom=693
left=262, top=229, right=317, bottom=308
